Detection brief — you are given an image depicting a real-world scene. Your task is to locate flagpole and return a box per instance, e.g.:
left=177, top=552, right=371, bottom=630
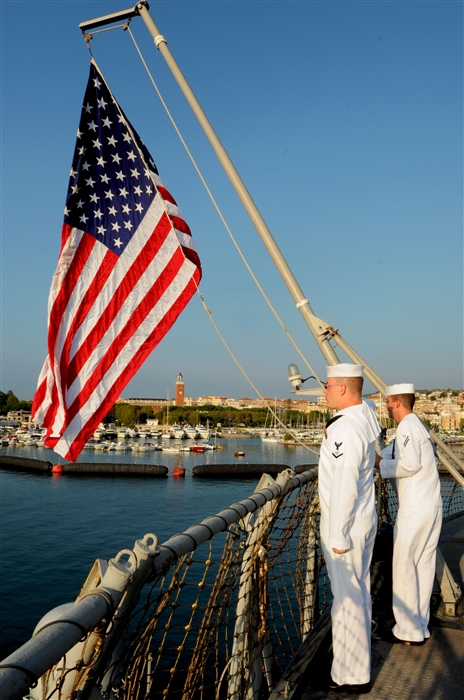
left=131, top=3, right=340, bottom=366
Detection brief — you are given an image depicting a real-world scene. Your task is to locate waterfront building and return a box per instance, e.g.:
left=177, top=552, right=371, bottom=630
left=175, top=373, right=185, bottom=407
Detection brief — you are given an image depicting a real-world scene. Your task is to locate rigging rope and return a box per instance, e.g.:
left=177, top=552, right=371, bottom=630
left=125, top=28, right=321, bottom=381
left=83, top=26, right=323, bottom=455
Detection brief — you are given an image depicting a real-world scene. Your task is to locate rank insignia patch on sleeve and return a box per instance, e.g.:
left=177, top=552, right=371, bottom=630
left=332, top=441, right=343, bottom=458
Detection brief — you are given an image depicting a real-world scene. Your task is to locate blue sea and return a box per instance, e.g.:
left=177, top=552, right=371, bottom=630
left=0, top=438, right=319, bottom=659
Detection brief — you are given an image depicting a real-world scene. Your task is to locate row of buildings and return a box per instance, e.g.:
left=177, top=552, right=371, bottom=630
left=4, top=375, right=463, bottom=433
left=117, top=374, right=464, bottom=433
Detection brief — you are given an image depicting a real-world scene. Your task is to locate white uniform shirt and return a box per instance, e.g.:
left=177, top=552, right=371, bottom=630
left=380, top=413, right=442, bottom=507
left=319, top=401, right=381, bottom=551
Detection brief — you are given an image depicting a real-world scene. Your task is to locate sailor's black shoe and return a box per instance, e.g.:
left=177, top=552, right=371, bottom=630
left=327, top=681, right=372, bottom=694
left=381, top=629, right=425, bottom=646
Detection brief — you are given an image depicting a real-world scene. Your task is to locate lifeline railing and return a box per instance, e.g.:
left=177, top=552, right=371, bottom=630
left=0, top=468, right=463, bottom=700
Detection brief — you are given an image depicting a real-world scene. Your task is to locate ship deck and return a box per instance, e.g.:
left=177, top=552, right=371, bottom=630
left=274, top=513, right=464, bottom=700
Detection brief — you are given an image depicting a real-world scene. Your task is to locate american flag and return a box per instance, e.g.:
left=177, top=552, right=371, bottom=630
left=32, top=61, right=201, bottom=462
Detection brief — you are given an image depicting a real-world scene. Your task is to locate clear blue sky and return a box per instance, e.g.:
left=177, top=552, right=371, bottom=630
left=1, top=1, right=462, bottom=403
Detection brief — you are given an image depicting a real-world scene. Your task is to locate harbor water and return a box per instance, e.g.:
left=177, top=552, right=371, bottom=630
left=0, top=437, right=318, bottom=659
left=1, top=438, right=462, bottom=662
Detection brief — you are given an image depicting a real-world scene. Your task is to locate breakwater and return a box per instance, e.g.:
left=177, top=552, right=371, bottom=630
left=0, top=456, right=168, bottom=477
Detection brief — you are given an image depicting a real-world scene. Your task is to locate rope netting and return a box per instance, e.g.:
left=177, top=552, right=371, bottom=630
left=116, top=477, right=322, bottom=700
left=17, top=469, right=463, bottom=700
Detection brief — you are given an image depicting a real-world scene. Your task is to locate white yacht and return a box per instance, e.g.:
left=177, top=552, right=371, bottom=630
left=171, top=424, right=187, bottom=439
left=183, top=424, right=200, bottom=439
left=196, top=425, right=211, bottom=440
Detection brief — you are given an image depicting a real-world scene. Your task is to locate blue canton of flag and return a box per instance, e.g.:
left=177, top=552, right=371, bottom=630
left=65, top=67, right=158, bottom=255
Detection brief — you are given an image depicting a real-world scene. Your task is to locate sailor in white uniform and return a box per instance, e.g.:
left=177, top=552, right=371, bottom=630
left=377, top=383, right=442, bottom=644
left=318, top=364, right=381, bottom=692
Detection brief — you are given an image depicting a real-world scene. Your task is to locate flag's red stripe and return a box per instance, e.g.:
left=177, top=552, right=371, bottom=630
left=44, top=233, right=97, bottom=433
left=59, top=222, right=74, bottom=257
left=65, top=214, right=172, bottom=389
left=44, top=435, right=60, bottom=449
left=157, top=186, right=177, bottom=206
left=181, top=248, right=202, bottom=270
left=48, top=233, right=97, bottom=359
left=64, top=246, right=187, bottom=428
left=171, top=215, right=192, bottom=237
left=32, top=377, right=47, bottom=417
left=42, top=381, right=59, bottom=432
left=64, top=267, right=201, bottom=461
left=59, top=246, right=118, bottom=388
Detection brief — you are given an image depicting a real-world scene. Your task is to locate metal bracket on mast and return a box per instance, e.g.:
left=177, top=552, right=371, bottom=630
left=79, top=3, right=146, bottom=33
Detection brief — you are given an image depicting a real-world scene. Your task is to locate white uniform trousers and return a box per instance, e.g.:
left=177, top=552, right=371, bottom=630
left=392, top=505, right=442, bottom=642
left=321, top=516, right=377, bottom=686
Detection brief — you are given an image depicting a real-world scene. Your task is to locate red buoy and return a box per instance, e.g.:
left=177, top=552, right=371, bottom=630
left=52, top=464, right=64, bottom=475
left=173, top=466, right=186, bottom=477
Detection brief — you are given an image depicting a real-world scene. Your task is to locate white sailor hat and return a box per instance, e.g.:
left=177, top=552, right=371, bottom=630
left=386, top=383, right=415, bottom=395
left=326, top=363, right=364, bottom=378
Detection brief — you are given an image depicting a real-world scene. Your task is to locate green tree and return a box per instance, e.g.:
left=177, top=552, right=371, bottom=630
left=115, top=404, right=139, bottom=427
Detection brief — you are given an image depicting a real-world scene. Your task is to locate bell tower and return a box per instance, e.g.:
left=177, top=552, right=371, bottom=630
left=175, top=372, right=184, bottom=407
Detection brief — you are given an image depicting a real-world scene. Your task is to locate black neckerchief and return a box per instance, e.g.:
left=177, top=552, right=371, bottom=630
left=324, top=414, right=343, bottom=438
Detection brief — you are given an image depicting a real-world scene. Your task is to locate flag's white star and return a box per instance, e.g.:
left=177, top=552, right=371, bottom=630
left=93, top=77, right=102, bottom=89
left=100, top=173, right=110, bottom=184
left=146, top=185, right=153, bottom=195
left=64, top=206, right=70, bottom=216
left=115, top=170, right=125, bottom=181
left=133, top=185, right=142, bottom=196
left=122, top=204, right=131, bottom=214
left=108, top=205, right=117, bottom=216
left=105, top=190, right=115, bottom=200
left=114, top=237, right=123, bottom=248
left=89, top=193, right=99, bottom=204
left=77, top=129, right=83, bottom=138
left=71, top=184, right=79, bottom=194
left=86, top=177, right=96, bottom=188
left=88, top=120, right=98, bottom=132
left=97, top=225, right=106, bottom=235
left=122, top=132, right=131, bottom=143
left=119, top=187, right=128, bottom=198
left=78, top=146, right=86, bottom=156
left=112, top=153, right=122, bottom=165
left=117, top=114, right=125, bottom=123
left=126, top=151, right=137, bottom=162
left=124, top=220, right=133, bottom=231
left=81, top=161, right=91, bottom=171
left=135, top=202, right=143, bottom=213
left=97, top=97, right=108, bottom=109
left=80, top=213, right=89, bottom=224
left=130, top=168, right=140, bottom=179
left=76, top=199, right=85, bottom=208
left=102, top=117, right=112, bottom=128
left=93, top=138, right=102, bottom=149
left=84, top=102, right=93, bottom=114
left=107, top=135, right=117, bottom=147
left=112, top=222, right=121, bottom=232
left=96, top=157, right=106, bottom=167
left=94, top=208, right=103, bottom=219
left=70, top=168, right=77, bottom=178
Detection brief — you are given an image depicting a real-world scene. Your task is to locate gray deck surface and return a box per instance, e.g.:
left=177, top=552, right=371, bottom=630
left=301, top=514, right=464, bottom=699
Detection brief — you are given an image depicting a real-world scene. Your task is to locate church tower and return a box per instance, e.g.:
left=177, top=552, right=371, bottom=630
left=175, top=373, right=185, bottom=407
